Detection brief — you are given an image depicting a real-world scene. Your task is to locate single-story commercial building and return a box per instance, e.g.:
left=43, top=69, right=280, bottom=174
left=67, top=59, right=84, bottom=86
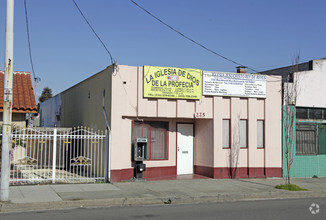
left=261, top=58, right=326, bottom=178
left=40, top=64, right=282, bottom=182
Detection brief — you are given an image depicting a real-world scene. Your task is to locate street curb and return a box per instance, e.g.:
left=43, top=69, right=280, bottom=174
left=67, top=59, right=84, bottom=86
left=1, top=191, right=326, bottom=213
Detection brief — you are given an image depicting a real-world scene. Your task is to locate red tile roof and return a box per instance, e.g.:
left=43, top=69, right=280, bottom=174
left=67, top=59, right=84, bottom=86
left=0, top=71, right=37, bottom=113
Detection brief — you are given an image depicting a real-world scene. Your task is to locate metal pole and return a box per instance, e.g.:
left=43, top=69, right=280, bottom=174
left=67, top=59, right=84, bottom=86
left=1, top=0, right=14, bottom=202
left=52, top=127, right=57, bottom=183
left=104, top=130, right=109, bottom=182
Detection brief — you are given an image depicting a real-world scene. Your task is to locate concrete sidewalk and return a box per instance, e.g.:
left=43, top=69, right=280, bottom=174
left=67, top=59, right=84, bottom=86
left=1, top=177, right=326, bottom=212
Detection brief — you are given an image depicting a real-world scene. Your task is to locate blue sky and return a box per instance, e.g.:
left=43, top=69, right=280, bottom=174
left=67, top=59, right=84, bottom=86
left=0, top=0, right=325, bottom=97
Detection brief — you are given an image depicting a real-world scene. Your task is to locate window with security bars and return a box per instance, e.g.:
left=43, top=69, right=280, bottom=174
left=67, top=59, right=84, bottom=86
left=132, top=121, right=168, bottom=160
left=296, top=123, right=317, bottom=155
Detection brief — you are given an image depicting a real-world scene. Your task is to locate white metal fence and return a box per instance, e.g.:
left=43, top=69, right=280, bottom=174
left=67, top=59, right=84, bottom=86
left=1, top=127, right=107, bottom=185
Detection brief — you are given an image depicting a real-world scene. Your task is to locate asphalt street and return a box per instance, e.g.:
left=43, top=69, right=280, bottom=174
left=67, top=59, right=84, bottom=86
left=0, top=197, right=325, bottom=220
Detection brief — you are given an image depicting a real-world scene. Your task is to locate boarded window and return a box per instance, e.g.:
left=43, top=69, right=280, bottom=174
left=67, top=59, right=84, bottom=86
left=223, top=119, right=230, bottom=148
left=257, top=120, right=264, bottom=148
left=240, top=120, right=247, bottom=148
left=132, top=121, right=168, bottom=160
left=296, top=123, right=317, bottom=155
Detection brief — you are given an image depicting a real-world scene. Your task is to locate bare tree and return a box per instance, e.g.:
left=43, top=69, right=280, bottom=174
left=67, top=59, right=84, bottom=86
left=228, top=115, right=241, bottom=178
left=283, top=55, right=300, bottom=184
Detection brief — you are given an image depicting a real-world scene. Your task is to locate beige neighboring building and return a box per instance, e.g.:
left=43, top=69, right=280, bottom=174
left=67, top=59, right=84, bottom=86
left=40, top=64, right=282, bottom=182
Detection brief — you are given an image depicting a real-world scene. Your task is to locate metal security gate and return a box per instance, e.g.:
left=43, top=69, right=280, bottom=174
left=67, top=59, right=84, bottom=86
left=3, top=127, right=106, bottom=185
left=296, top=123, right=317, bottom=155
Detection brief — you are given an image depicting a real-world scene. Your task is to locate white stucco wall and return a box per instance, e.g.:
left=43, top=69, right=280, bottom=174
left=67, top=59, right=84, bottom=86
left=213, top=79, right=281, bottom=169
left=296, top=69, right=326, bottom=108
left=195, top=119, right=214, bottom=167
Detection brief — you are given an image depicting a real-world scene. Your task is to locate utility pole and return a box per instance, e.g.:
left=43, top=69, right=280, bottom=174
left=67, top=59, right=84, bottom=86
left=1, top=0, right=14, bottom=202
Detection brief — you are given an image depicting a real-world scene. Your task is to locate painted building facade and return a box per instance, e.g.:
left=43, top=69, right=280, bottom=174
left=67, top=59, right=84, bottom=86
left=262, top=58, right=326, bottom=178
left=41, top=64, right=282, bottom=182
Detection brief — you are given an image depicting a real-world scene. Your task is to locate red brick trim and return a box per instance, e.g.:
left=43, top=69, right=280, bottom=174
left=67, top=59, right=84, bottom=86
left=194, top=165, right=214, bottom=178
left=110, top=166, right=282, bottom=182
left=214, top=167, right=282, bottom=179
left=214, top=167, right=248, bottom=178
left=248, top=168, right=265, bottom=178
left=214, top=167, right=231, bottom=178
left=265, top=167, right=282, bottom=177
left=143, top=166, right=176, bottom=179
left=110, top=168, right=134, bottom=183
left=110, top=166, right=176, bottom=182
left=233, top=167, right=249, bottom=178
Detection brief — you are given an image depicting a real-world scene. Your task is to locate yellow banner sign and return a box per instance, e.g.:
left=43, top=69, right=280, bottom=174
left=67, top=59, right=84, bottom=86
left=144, top=66, right=201, bottom=99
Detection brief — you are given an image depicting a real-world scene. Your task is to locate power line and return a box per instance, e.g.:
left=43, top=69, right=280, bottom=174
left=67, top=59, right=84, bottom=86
left=252, top=63, right=294, bottom=69
left=130, top=0, right=287, bottom=83
left=72, top=0, right=115, bottom=65
left=24, top=0, right=40, bottom=87
left=129, top=0, right=260, bottom=73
